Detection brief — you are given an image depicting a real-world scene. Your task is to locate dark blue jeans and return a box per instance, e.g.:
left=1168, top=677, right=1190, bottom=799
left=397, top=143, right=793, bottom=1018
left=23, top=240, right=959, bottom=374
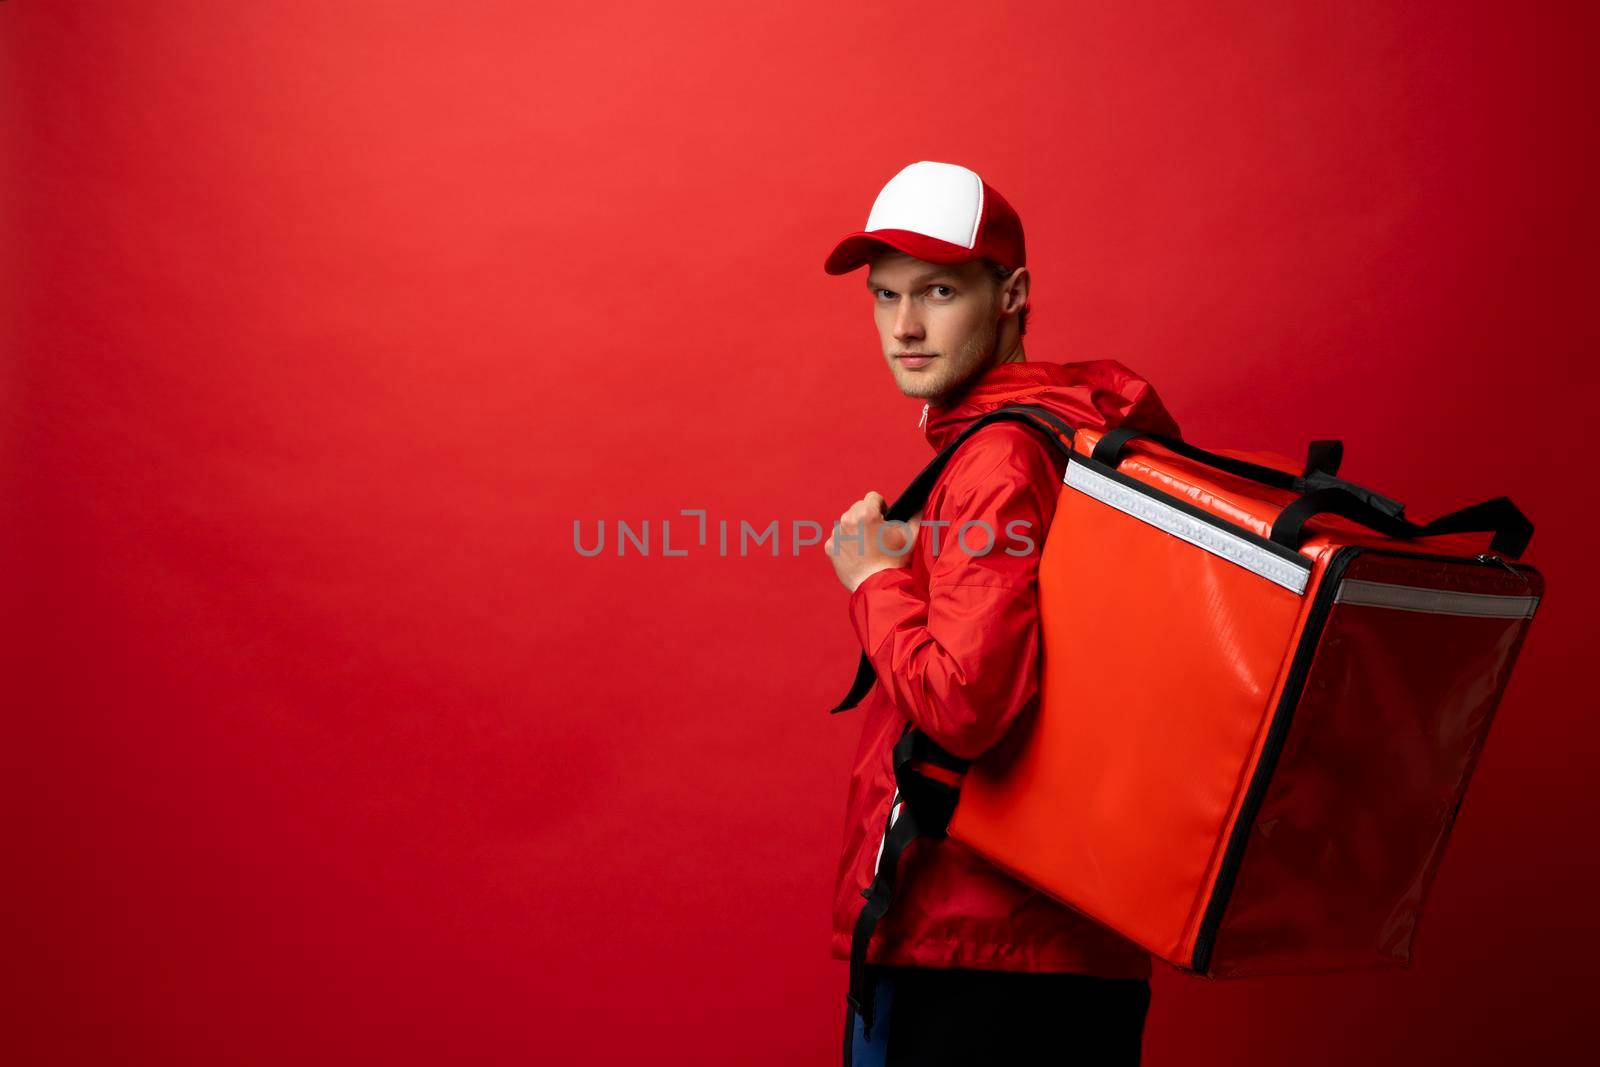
left=844, top=966, right=1152, bottom=1066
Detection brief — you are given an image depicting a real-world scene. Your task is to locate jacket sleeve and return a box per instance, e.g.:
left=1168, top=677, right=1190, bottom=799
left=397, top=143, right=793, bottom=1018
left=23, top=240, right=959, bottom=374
left=846, top=424, right=1065, bottom=761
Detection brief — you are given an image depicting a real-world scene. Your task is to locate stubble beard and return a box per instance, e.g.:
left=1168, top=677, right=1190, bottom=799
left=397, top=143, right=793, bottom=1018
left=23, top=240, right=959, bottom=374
left=890, top=315, right=999, bottom=402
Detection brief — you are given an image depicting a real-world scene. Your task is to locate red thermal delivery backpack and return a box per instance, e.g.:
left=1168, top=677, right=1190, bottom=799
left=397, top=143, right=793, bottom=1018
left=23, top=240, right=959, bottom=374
left=831, top=405, right=1544, bottom=1032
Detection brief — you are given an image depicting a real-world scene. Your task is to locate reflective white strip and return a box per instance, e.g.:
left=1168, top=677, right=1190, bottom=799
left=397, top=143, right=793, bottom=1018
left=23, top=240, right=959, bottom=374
left=871, top=792, right=904, bottom=877
left=1334, top=578, right=1540, bottom=618
left=1064, top=462, right=1310, bottom=595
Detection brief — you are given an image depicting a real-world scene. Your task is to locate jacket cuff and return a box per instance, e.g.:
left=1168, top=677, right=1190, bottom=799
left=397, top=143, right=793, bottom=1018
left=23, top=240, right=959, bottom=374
left=847, top=566, right=919, bottom=656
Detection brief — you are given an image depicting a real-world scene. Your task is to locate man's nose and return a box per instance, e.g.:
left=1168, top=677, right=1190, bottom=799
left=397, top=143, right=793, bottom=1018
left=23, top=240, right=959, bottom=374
left=893, top=300, right=924, bottom=343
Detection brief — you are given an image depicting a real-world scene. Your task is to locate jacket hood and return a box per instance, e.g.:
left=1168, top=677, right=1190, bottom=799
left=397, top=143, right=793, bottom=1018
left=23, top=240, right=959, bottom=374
left=921, top=358, right=1183, bottom=452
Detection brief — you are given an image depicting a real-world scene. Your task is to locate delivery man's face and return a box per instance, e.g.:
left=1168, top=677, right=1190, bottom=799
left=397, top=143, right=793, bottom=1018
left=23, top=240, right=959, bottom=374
left=865, top=250, right=1015, bottom=401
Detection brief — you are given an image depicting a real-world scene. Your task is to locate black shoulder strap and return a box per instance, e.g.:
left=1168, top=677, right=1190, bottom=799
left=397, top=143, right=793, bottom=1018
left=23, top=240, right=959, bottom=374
left=843, top=723, right=971, bottom=1053
left=827, top=404, right=1076, bottom=715
left=833, top=405, right=1080, bottom=1060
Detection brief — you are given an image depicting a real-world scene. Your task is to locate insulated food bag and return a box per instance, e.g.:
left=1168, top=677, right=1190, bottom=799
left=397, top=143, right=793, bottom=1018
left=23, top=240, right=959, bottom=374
left=832, top=406, right=1543, bottom=1004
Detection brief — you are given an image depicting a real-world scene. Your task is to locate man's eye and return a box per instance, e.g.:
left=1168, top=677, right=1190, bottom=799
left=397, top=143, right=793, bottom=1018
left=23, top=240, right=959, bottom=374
left=875, top=289, right=896, bottom=300
left=931, top=285, right=955, bottom=298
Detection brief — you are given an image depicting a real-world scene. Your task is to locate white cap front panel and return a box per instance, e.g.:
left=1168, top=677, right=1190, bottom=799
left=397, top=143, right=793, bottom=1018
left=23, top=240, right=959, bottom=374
left=863, top=161, right=985, bottom=249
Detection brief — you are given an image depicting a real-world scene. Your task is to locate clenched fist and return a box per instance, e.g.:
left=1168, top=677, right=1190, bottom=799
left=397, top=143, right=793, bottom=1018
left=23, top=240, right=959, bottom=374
left=825, top=490, right=921, bottom=592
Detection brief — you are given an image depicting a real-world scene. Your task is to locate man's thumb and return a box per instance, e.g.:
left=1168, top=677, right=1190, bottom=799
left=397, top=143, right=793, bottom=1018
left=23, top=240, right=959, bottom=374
left=886, top=511, right=920, bottom=555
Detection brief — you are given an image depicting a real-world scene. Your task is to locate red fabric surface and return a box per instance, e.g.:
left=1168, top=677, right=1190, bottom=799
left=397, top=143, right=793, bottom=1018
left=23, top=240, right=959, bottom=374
left=5, top=2, right=1595, bottom=1064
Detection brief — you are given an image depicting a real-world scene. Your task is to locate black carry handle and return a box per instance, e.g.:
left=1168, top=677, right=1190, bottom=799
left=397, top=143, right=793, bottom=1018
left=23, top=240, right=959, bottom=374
left=1091, top=425, right=1532, bottom=559
left=1091, top=427, right=1408, bottom=521
left=828, top=405, right=1076, bottom=715
left=1271, top=488, right=1534, bottom=558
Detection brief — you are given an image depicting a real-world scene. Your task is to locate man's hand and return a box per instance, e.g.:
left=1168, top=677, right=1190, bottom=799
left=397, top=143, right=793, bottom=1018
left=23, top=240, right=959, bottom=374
left=825, top=491, right=920, bottom=592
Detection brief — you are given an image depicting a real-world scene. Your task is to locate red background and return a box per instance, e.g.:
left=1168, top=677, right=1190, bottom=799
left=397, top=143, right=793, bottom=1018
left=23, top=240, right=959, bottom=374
left=5, top=2, right=1595, bottom=1063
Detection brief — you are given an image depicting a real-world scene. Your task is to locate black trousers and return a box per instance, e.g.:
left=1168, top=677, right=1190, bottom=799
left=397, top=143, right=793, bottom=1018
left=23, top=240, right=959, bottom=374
left=844, top=965, right=1152, bottom=1066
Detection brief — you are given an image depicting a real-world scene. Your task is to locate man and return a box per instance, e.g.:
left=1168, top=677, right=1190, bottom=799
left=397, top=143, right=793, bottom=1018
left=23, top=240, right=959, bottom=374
left=821, top=161, right=1184, bottom=1065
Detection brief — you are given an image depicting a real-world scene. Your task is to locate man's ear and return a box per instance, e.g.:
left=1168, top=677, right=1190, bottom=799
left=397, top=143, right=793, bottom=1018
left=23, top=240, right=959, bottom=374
left=1000, top=266, right=1030, bottom=318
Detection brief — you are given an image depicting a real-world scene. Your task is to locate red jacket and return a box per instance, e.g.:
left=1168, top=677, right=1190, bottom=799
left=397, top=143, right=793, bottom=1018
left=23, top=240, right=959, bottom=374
left=832, top=357, right=1183, bottom=976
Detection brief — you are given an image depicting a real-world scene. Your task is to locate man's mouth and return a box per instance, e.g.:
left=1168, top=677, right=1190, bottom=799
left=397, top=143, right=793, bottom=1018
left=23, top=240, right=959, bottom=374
left=894, top=353, right=938, bottom=368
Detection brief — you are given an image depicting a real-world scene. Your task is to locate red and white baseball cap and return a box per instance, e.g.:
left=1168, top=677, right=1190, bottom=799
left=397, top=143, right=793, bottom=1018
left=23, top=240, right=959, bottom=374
left=823, top=160, right=1026, bottom=275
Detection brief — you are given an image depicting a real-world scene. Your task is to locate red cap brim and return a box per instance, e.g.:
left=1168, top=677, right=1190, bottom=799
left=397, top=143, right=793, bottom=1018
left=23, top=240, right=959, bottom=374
left=822, top=229, right=982, bottom=275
